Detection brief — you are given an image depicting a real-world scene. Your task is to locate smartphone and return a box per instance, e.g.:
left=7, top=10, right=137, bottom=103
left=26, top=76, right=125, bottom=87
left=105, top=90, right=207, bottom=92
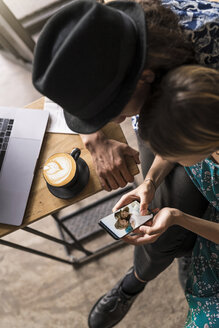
left=98, top=200, right=154, bottom=240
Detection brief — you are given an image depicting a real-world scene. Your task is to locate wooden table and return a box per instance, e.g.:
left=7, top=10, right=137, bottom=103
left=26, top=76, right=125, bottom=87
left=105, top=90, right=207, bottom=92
left=0, top=98, right=139, bottom=266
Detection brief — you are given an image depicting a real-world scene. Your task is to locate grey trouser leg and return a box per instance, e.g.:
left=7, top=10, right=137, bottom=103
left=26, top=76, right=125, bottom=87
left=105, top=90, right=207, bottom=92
left=134, top=134, right=209, bottom=281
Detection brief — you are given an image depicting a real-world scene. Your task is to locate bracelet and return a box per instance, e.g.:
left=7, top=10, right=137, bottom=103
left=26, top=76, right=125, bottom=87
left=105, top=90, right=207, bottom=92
left=145, top=178, right=156, bottom=191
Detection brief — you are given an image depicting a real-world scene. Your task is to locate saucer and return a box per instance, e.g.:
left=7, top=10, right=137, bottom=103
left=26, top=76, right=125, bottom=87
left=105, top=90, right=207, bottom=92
left=46, top=158, right=90, bottom=199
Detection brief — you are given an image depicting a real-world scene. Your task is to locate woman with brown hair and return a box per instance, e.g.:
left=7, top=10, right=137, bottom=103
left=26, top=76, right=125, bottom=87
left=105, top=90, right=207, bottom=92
left=114, top=65, right=219, bottom=326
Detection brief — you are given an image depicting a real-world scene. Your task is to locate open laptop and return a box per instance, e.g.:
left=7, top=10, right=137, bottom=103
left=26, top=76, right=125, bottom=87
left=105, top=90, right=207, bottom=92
left=0, top=107, right=49, bottom=226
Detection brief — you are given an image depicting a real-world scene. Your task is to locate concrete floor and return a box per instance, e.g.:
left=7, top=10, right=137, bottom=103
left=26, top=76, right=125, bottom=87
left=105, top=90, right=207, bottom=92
left=0, top=52, right=188, bottom=328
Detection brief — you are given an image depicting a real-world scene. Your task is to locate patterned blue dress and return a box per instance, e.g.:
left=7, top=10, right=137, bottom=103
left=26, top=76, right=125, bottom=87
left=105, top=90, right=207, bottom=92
left=162, top=0, right=219, bottom=68
left=184, top=158, right=219, bottom=327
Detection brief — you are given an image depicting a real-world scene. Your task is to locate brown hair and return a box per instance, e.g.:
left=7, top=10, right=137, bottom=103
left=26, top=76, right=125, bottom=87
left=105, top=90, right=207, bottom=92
left=139, top=65, right=219, bottom=157
left=140, top=0, right=195, bottom=77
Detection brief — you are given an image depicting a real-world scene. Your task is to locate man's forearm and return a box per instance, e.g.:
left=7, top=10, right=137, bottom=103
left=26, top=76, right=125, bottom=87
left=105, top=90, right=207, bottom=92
left=81, top=131, right=106, bottom=151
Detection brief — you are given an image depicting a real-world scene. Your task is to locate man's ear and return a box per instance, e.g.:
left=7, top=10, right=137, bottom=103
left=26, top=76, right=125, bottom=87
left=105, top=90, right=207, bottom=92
left=140, top=69, right=155, bottom=84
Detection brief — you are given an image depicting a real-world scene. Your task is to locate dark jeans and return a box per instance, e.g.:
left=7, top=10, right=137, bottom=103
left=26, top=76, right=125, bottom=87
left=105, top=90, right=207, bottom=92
left=134, top=134, right=209, bottom=281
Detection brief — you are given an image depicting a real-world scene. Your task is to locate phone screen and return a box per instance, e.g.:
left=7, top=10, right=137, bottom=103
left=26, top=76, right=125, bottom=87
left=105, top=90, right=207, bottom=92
left=99, top=200, right=153, bottom=240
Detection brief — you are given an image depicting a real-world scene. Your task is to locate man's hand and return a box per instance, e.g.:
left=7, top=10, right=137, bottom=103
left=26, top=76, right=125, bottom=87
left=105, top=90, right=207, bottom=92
left=81, top=132, right=140, bottom=191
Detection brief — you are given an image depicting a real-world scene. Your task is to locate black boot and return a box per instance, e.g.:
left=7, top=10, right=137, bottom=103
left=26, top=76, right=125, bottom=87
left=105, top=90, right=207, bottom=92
left=88, top=268, right=144, bottom=328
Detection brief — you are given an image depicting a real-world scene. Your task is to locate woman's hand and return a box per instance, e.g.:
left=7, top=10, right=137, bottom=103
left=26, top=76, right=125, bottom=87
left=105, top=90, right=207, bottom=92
left=139, top=207, right=178, bottom=236
left=113, top=180, right=156, bottom=216
left=122, top=207, right=179, bottom=246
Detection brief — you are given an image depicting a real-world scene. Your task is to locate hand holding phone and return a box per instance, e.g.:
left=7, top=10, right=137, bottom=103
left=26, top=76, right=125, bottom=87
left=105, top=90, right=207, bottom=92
left=99, top=200, right=154, bottom=240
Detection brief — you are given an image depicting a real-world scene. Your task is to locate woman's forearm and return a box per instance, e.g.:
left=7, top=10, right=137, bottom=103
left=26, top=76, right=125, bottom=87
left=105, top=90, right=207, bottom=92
left=145, top=155, right=175, bottom=189
left=174, top=210, right=219, bottom=244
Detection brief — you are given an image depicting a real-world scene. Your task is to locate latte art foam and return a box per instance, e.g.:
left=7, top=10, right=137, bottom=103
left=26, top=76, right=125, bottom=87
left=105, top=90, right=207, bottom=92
left=43, top=153, right=76, bottom=187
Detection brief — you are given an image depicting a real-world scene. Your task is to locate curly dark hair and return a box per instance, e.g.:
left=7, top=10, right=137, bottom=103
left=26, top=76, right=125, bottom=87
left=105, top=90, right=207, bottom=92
left=140, top=0, right=195, bottom=78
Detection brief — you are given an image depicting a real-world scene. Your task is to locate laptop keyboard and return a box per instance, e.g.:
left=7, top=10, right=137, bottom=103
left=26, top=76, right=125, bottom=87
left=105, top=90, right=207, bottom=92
left=0, top=118, right=14, bottom=171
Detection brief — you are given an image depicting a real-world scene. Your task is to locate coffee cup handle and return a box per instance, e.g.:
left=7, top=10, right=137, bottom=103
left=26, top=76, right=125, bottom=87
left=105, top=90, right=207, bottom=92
left=71, top=148, right=81, bottom=161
